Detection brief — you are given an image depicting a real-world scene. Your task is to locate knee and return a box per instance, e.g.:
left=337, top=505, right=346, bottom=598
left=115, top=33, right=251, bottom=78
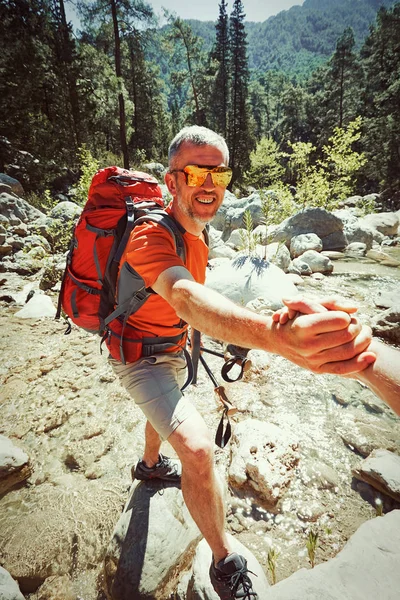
left=181, top=436, right=214, bottom=474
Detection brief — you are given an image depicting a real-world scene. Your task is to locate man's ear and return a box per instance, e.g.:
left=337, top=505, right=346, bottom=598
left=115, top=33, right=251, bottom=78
left=165, top=172, right=177, bottom=196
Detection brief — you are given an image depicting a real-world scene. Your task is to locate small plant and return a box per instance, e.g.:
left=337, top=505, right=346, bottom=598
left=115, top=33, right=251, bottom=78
left=267, top=547, right=280, bottom=585
left=306, top=529, right=319, bottom=568
left=72, top=145, right=100, bottom=206
left=26, top=189, right=57, bottom=214
left=239, top=209, right=259, bottom=256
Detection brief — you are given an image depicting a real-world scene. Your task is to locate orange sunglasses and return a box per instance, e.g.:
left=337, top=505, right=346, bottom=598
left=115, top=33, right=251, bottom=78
left=170, top=164, right=232, bottom=188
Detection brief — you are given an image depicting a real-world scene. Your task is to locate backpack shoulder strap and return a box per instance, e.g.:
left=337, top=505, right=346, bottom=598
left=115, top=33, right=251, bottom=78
left=134, top=210, right=187, bottom=263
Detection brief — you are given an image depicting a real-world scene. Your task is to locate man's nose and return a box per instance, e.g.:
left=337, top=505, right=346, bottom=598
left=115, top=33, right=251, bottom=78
left=202, top=172, right=215, bottom=189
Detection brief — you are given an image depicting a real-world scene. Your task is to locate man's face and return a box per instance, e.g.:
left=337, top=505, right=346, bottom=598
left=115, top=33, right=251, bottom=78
left=165, top=142, right=228, bottom=232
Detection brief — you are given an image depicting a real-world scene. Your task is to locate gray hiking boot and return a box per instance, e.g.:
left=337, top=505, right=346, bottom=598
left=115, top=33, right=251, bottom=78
left=210, top=553, right=258, bottom=599
left=132, top=453, right=181, bottom=483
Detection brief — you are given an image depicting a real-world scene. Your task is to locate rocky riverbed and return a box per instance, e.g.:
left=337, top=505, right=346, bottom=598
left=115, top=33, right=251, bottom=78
left=0, top=261, right=399, bottom=599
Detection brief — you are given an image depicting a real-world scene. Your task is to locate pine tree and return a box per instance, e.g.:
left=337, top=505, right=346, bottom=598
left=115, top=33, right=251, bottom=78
left=228, top=0, right=253, bottom=185
left=211, top=0, right=230, bottom=137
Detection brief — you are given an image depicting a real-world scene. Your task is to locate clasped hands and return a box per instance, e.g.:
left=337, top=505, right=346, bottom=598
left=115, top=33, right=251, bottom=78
left=271, top=296, right=376, bottom=376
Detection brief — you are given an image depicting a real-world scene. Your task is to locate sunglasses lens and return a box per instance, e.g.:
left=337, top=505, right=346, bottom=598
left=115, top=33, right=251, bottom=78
left=184, top=166, right=232, bottom=187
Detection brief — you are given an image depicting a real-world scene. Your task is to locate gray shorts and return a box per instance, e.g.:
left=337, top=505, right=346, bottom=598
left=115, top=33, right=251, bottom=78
left=108, top=352, right=197, bottom=441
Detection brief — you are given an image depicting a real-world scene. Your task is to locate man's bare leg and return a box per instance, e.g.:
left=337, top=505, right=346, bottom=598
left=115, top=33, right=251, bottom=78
left=142, top=420, right=162, bottom=467
left=168, top=412, right=231, bottom=565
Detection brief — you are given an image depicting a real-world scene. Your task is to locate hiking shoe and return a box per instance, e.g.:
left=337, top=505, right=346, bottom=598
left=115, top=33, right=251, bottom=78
left=210, top=553, right=258, bottom=599
left=132, top=453, right=181, bottom=483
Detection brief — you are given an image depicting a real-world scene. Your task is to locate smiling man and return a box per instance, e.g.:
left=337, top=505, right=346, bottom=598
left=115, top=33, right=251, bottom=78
left=109, top=125, right=375, bottom=599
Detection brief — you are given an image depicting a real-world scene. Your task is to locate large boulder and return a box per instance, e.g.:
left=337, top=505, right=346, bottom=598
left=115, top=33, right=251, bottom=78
left=49, top=201, right=82, bottom=223
left=263, top=510, right=400, bottom=600
left=213, top=191, right=264, bottom=237
left=343, top=222, right=375, bottom=250
left=205, top=254, right=298, bottom=310
left=104, top=478, right=201, bottom=599
left=0, top=174, right=24, bottom=197
left=269, top=208, right=347, bottom=251
left=360, top=212, right=399, bottom=236
left=186, top=536, right=270, bottom=599
left=0, top=191, right=44, bottom=224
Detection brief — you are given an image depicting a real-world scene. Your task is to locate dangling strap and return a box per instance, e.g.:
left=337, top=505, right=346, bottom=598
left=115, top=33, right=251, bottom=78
left=215, top=408, right=232, bottom=449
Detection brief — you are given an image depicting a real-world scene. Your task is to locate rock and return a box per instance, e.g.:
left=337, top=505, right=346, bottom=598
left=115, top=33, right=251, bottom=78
left=320, top=250, right=344, bottom=260
left=0, top=567, right=24, bottom=600
left=360, top=212, right=399, bottom=236
left=0, top=174, right=24, bottom=197
left=374, top=289, right=399, bottom=309
left=290, top=233, right=323, bottom=258
left=14, top=293, right=56, bottom=319
left=49, top=201, right=81, bottom=223
left=142, top=162, right=166, bottom=179
left=226, top=228, right=246, bottom=249
left=229, top=419, right=300, bottom=510
left=23, top=234, right=52, bottom=253
left=264, top=511, right=400, bottom=600
left=104, top=479, right=201, bottom=600
left=352, top=449, right=400, bottom=502
left=0, top=477, right=124, bottom=594
left=366, top=248, right=400, bottom=267
left=338, top=413, right=400, bottom=457
left=186, top=536, right=270, bottom=599
left=213, top=191, right=264, bottom=236
left=300, top=461, right=339, bottom=490
left=35, top=575, right=75, bottom=600
left=345, top=242, right=367, bottom=256
left=290, top=258, right=312, bottom=276
left=0, top=434, right=32, bottom=495
left=264, top=243, right=291, bottom=272
left=343, top=224, right=374, bottom=251
left=269, top=208, right=347, bottom=251
left=30, top=215, right=58, bottom=241
left=205, top=255, right=298, bottom=310
left=372, top=305, right=400, bottom=344
left=295, top=250, right=333, bottom=274
left=0, top=191, right=44, bottom=223
left=285, top=273, right=304, bottom=285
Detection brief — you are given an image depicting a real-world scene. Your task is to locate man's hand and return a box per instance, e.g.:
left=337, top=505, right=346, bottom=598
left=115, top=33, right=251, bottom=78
left=270, top=297, right=376, bottom=375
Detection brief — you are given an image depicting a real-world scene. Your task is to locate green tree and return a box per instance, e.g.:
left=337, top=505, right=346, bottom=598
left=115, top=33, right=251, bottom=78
left=244, top=137, right=285, bottom=189
left=228, top=0, right=254, bottom=184
left=211, top=0, right=230, bottom=137
left=360, top=4, right=400, bottom=198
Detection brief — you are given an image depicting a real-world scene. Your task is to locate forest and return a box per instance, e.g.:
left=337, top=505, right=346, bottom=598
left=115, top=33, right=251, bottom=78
left=0, top=0, right=399, bottom=209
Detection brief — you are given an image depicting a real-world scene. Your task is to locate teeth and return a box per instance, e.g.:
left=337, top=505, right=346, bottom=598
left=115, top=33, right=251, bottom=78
left=197, top=197, right=214, bottom=204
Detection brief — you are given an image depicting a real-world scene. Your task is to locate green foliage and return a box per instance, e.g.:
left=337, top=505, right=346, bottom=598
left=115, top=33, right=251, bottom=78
left=245, top=137, right=286, bottom=189
left=260, top=187, right=296, bottom=226
left=72, top=146, right=100, bottom=206
left=239, top=209, right=259, bottom=255
left=47, top=218, right=74, bottom=254
left=306, top=529, right=319, bottom=568
left=288, top=118, right=366, bottom=210
left=25, top=189, right=57, bottom=214
left=267, top=547, right=280, bottom=585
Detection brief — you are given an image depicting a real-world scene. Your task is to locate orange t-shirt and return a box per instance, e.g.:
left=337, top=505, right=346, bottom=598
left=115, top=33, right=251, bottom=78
left=119, top=204, right=208, bottom=340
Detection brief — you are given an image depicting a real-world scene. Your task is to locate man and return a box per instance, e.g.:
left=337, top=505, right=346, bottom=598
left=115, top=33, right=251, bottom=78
left=109, top=126, right=375, bottom=599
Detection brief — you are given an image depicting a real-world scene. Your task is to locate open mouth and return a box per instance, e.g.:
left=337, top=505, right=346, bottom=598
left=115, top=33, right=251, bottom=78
left=196, top=196, right=215, bottom=204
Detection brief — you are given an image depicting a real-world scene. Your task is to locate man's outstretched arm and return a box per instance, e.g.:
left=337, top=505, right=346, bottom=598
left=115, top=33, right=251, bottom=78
left=274, top=297, right=399, bottom=415
left=152, top=267, right=375, bottom=376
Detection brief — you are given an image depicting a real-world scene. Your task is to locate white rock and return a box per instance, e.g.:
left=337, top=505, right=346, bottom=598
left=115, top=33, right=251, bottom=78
left=0, top=567, right=24, bottom=600
left=352, top=449, right=400, bottom=502
left=205, top=255, right=298, bottom=310
left=264, top=511, right=400, bottom=600
left=290, top=233, right=323, bottom=258
left=14, top=293, right=56, bottom=319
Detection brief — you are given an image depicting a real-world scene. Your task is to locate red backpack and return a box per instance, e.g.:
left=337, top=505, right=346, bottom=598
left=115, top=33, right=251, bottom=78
left=56, top=166, right=187, bottom=363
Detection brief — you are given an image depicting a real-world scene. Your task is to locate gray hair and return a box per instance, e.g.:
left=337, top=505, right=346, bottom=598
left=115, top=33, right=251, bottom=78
left=168, top=125, right=229, bottom=168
